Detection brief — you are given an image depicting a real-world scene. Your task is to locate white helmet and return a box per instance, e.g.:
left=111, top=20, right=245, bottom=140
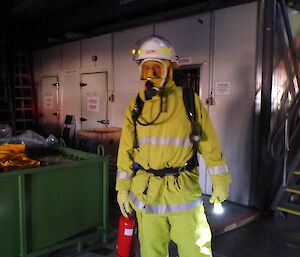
left=131, top=35, right=178, bottom=63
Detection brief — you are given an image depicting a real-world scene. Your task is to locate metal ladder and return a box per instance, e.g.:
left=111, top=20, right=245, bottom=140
left=276, top=171, right=300, bottom=216
left=270, top=0, right=300, bottom=217
left=12, top=40, right=37, bottom=134
left=271, top=94, right=300, bottom=217
left=271, top=93, right=300, bottom=217
left=0, top=35, right=15, bottom=130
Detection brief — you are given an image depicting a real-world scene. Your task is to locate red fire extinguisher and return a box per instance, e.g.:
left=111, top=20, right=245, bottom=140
left=116, top=215, right=138, bottom=257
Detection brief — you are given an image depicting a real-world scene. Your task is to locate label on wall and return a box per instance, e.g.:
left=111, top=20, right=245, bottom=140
left=215, top=81, right=232, bottom=96
left=178, top=57, right=193, bottom=65
left=44, top=96, right=53, bottom=109
left=63, top=69, right=79, bottom=76
left=87, top=96, right=99, bottom=112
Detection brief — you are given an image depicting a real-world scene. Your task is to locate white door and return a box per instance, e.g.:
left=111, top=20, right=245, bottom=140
left=80, top=72, right=108, bottom=130
left=40, top=76, right=60, bottom=136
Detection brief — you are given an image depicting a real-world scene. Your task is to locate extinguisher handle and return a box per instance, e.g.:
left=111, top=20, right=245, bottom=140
left=127, top=211, right=136, bottom=218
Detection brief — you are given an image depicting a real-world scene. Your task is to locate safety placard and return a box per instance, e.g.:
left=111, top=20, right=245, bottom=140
left=215, top=81, right=231, bottom=96
left=44, top=96, right=53, bottom=109
left=87, top=96, right=99, bottom=112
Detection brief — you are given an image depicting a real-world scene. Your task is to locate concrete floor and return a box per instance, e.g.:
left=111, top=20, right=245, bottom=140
left=81, top=214, right=300, bottom=257
left=212, top=213, right=300, bottom=257
left=77, top=196, right=300, bottom=257
left=48, top=197, right=300, bottom=257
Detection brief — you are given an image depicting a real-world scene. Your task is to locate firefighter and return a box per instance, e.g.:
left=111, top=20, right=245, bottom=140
left=116, top=35, right=232, bottom=257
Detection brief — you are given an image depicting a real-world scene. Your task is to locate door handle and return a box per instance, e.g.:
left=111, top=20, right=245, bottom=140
left=97, top=119, right=109, bottom=125
left=80, top=117, right=87, bottom=122
left=206, top=91, right=215, bottom=106
left=52, top=112, right=58, bottom=116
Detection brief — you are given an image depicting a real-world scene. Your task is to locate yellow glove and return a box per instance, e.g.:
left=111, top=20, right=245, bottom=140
left=117, top=191, right=133, bottom=218
left=209, top=173, right=232, bottom=204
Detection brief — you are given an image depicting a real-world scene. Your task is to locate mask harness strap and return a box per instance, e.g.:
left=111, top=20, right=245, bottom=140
left=131, top=84, right=164, bottom=148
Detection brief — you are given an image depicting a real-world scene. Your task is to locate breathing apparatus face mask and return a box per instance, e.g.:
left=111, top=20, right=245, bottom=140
left=140, top=59, right=170, bottom=99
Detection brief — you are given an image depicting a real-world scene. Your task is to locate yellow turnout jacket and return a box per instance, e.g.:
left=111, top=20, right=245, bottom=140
left=116, top=80, right=231, bottom=213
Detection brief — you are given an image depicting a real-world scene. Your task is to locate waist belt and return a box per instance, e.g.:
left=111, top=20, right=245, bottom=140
left=134, top=154, right=198, bottom=178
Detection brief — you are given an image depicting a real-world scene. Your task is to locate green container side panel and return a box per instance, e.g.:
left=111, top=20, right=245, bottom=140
left=0, top=147, right=108, bottom=257
left=28, top=161, right=104, bottom=251
left=0, top=176, right=21, bottom=257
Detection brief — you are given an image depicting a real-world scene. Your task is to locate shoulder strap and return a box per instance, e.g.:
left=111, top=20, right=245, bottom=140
left=183, top=87, right=201, bottom=154
left=131, top=94, right=144, bottom=148
left=131, top=94, right=144, bottom=122
left=183, top=87, right=196, bottom=124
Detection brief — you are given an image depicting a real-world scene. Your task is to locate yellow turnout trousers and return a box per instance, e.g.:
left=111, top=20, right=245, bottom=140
left=136, top=204, right=212, bottom=257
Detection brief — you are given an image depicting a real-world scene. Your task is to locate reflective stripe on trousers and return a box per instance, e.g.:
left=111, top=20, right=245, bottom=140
left=129, top=191, right=203, bottom=214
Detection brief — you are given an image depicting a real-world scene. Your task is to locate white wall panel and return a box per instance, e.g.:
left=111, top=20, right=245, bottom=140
left=81, top=34, right=113, bottom=126
left=156, top=15, right=213, bottom=194
left=113, top=26, right=153, bottom=127
left=156, top=14, right=211, bottom=100
left=62, top=41, right=80, bottom=70
left=40, top=46, right=61, bottom=76
left=59, top=42, right=81, bottom=128
left=211, top=2, right=257, bottom=205
left=60, top=70, right=81, bottom=130
left=33, top=51, right=41, bottom=81
left=80, top=72, right=108, bottom=129
left=35, top=47, right=61, bottom=132
left=32, top=51, right=42, bottom=124
left=40, top=76, right=60, bottom=135
left=156, top=14, right=211, bottom=65
left=81, top=34, right=112, bottom=71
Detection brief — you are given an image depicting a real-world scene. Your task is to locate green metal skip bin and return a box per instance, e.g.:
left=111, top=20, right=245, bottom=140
left=0, top=147, right=109, bottom=257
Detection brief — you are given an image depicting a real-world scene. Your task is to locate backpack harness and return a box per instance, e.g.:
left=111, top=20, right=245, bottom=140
left=131, top=87, right=201, bottom=177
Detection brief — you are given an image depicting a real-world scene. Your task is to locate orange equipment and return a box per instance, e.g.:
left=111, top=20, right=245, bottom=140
left=0, top=144, right=40, bottom=170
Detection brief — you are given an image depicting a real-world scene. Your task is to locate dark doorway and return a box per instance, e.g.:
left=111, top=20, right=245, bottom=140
left=174, top=66, right=200, bottom=95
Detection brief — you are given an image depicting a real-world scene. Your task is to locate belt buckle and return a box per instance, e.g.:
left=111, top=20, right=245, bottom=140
left=179, top=163, right=188, bottom=172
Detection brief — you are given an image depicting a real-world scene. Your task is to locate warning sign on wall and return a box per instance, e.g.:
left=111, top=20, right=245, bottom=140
left=215, top=81, right=232, bottom=96
left=44, top=96, right=53, bottom=109
left=87, top=96, right=99, bottom=112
